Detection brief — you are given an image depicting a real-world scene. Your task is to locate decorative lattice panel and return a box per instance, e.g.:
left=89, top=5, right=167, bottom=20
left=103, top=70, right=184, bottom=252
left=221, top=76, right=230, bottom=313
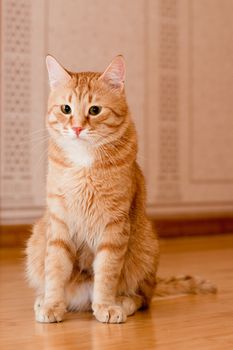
left=147, top=0, right=233, bottom=216
left=1, top=0, right=232, bottom=223
left=160, top=0, right=177, bottom=18
left=0, top=0, right=46, bottom=223
left=156, top=0, right=181, bottom=201
left=1, top=1, right=31, bottom=199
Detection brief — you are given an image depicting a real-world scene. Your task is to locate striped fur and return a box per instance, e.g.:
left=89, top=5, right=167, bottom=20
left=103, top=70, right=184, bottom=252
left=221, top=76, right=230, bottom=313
left=26, top=56, right=215, bottom=324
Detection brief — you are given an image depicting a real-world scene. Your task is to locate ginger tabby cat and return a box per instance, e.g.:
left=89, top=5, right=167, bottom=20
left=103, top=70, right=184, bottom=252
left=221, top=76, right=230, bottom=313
left=26, top=55, right=216, bottom=324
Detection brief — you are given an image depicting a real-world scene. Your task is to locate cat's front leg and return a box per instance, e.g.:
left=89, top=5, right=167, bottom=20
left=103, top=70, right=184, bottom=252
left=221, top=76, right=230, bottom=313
left=92, top=220, right=129, bottom=324
left=36, top=212, right=75, bottom=323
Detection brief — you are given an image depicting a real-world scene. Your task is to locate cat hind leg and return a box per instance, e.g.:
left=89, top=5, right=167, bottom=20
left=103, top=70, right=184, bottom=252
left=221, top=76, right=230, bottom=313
left=116, top=295, right=143, bottom=316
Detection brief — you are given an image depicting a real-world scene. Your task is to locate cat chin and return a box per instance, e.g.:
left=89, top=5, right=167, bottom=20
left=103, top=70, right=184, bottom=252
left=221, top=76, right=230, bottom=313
left=56, top=136, right=94, bottom=168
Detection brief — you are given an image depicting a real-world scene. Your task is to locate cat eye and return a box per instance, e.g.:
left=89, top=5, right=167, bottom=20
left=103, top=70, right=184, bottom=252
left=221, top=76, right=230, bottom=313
left=61, top=104, right=72, bottom=115
left=89, top=106, right=102, bottom=116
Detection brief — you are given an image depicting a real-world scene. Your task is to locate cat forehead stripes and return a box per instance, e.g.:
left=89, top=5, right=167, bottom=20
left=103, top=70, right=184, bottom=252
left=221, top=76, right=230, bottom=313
left=46, top=55, right=126, bottom=90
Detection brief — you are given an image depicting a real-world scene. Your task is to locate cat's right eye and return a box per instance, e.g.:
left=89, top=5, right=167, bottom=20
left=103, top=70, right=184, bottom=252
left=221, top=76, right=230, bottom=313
left=61, top=104, right=72, bottom=115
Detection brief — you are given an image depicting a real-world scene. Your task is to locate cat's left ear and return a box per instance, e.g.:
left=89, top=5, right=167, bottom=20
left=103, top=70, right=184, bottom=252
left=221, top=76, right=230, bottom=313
left=99, top=55, right=125, bottom=89
left=46, top=55, right=72, bottom=89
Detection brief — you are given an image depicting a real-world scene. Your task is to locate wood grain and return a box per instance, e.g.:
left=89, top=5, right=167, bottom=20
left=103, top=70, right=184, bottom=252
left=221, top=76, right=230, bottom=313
left=0, top=234, right=233, bottom=349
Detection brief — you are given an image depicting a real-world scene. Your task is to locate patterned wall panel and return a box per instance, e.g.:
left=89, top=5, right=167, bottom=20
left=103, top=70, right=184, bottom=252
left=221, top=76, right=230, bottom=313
left=146, top=0, right=181, bottom=206
left=1, top=0, right=32, bottom=202
left=1, top=0, right=233, bottom=223
left=147, top=0, right=233, bottom=217
left=157, top=0, right=180, bottom=201
left=0, top=0, right=46, bottom=223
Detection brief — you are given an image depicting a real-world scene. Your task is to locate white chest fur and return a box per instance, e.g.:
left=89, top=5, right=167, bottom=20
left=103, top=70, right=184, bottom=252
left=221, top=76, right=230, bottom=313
left=57, top=137, right=94, bottom=168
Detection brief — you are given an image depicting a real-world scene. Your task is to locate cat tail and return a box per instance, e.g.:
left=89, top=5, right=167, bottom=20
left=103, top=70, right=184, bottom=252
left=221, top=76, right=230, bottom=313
left=154, top=275, right=217, bottom=297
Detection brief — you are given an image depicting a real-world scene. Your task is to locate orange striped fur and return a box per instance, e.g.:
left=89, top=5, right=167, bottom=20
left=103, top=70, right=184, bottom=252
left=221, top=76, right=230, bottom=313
left=26, top=55, right=215, bottom=324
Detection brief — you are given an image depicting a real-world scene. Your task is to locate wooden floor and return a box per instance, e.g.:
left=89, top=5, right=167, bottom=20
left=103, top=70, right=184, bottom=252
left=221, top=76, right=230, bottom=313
left=0, top=234, right=233, bottom=350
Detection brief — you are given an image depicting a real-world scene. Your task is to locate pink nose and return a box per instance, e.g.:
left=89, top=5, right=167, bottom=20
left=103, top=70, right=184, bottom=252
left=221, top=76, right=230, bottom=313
left=72, top=127, right=83, bottom=136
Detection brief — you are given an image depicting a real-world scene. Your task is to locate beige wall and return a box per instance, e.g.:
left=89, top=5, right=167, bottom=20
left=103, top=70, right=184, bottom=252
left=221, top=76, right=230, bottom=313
left=1, top=0, right=233, bottom=224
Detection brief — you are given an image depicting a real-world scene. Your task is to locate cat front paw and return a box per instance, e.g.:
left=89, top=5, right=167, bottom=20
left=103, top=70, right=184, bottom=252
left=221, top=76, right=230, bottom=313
left=34, top=295, right=44, bottom=314
left=92, top=303, right=127, bottom=324
left=35, top=300, right=66, bottom=323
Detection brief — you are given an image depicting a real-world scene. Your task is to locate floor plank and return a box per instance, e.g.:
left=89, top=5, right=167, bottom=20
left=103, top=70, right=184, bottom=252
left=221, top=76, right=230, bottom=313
left=0, top=234, right=233, bottom=350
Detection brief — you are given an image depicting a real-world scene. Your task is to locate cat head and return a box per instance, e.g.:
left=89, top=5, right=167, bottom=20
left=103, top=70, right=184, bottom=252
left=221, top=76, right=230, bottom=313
left=46, top=55, right=130, bottom=161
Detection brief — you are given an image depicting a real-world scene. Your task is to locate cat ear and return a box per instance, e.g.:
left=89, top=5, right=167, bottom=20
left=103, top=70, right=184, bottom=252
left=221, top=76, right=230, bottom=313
left=46, top=55, right=71, bottom=89
left=99, top=55, right=125, bottom=89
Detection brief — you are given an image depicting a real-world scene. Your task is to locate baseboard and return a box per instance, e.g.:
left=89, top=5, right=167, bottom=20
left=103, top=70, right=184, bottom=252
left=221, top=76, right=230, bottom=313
left=154, top=216, right=233, bottom=237
left=0, top=225, right=32, bottom=248
left=1, top=217, right=233, bottom=247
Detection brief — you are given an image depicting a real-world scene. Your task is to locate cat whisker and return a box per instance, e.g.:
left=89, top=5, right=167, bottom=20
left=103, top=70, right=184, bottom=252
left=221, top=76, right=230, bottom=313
left=29, top=137, right=50, bottom=154
left=32, top=148, right=48, bottom=172
left=14, top=135, right=50, bottom=147
left=29, top=128, right=47, bottom=136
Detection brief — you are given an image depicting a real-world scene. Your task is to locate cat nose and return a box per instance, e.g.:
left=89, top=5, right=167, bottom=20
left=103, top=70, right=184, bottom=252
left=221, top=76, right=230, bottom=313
left=72, top=127, right=83, bottom=136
